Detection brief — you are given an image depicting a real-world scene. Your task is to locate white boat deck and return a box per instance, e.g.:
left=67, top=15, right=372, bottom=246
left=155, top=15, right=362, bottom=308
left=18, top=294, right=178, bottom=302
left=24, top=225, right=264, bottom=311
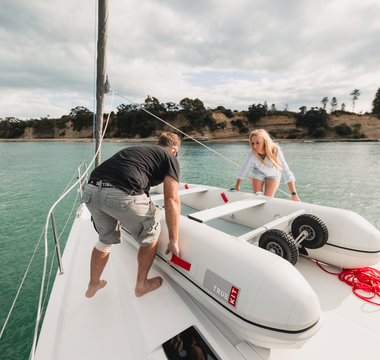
left=272, top=258, right=380, bottom=360
left=35, top=206, right=264, bottom=360
left=35, top=204, right=380, bottom=360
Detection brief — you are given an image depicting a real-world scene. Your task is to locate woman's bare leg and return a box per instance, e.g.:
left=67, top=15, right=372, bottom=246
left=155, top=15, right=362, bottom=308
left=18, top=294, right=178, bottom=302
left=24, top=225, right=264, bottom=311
left=263, top=179, right=280, bottom=197
left=250, top=177, right=264, bottom=194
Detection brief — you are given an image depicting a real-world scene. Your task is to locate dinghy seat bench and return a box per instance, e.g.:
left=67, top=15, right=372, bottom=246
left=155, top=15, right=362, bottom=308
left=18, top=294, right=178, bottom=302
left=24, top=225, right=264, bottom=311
left=187, top=199, right=266, bottom=223
left=150, top=186, right=208, bottom=202
left=238, top=209, right=306, bottom=243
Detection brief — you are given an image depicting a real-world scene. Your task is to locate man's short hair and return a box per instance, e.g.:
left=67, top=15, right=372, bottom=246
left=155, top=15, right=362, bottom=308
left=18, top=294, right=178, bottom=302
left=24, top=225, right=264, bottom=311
left=156, top=132, right=181, bottom=150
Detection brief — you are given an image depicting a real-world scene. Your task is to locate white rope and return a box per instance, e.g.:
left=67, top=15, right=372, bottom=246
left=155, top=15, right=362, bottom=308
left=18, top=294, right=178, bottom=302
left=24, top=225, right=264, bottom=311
left=30, top=92, right=115, bottom=360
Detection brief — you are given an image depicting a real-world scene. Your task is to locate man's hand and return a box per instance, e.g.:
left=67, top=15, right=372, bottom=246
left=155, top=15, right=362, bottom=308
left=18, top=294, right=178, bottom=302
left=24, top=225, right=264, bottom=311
left=165, top=240, right=179, bottom=265
left=163, top=175, right=180, bottom=265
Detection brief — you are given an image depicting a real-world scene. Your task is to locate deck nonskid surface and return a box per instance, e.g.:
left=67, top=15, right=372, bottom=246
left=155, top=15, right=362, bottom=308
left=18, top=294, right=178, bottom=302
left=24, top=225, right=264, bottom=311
left=270, top=257, right=380, bottom=360
left=36, top=206, right=259, bottom=360
left=36, top=203, right=380, bottom=360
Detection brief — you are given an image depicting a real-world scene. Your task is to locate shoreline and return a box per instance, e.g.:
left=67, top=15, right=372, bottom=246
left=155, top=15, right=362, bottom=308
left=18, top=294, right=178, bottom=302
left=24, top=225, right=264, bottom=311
left=1, top=137, right=379, bottom=143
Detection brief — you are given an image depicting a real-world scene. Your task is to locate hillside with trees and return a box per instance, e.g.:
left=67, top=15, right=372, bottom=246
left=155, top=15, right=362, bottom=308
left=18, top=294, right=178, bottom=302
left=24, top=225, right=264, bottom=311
left=1, top=88, right=380, bottom=141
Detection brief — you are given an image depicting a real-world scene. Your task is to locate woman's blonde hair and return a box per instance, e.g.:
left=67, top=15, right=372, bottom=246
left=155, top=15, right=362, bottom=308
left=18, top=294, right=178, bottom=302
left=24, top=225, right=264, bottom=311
left=249, top=129, right=282, bottom=170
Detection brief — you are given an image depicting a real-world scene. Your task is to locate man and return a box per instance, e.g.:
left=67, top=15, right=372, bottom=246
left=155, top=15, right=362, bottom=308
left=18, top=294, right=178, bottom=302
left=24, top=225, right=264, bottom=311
left=81, top=132, right=181, bottom=298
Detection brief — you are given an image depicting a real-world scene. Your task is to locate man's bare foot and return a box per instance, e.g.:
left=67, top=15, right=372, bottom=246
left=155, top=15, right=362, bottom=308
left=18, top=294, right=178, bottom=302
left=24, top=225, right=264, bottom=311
left=85, top=280, right=107, bottom=298
left=135, top=276, right=162, bottom=297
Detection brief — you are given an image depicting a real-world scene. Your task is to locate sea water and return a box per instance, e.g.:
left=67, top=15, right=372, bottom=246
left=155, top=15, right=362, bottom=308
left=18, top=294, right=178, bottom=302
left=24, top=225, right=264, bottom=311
left=0, top=140, right=380, bottom=359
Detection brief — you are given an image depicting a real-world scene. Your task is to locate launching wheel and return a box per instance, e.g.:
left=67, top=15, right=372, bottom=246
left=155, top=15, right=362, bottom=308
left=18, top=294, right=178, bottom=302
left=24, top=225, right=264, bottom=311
left=291, top=214, right=328, bottom=249
left=259, top=229, right=299, bottom=266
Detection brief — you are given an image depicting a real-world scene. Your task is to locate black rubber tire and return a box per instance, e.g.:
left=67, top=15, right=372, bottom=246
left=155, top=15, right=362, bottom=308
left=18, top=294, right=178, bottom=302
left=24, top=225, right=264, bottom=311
left=259, top=229, right=299, bottom=266
left=291, top=214, right=329, bottom=249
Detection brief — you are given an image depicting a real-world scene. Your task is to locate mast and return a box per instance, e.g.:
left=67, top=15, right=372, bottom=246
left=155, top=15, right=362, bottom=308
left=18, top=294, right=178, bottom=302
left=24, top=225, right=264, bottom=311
left=95, top=0, right=110, bottom=167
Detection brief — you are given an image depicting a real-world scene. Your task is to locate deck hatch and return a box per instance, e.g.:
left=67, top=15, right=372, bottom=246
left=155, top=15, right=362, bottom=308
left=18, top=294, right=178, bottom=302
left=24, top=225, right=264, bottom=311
left=162, top=326, right=219, bottom=359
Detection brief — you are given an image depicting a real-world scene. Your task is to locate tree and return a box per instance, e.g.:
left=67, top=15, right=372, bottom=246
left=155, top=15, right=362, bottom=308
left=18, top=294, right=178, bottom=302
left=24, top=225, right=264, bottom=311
left=115, top=102, right=157, bottom=138
left=179, top=98, right=205, bottom=112
left=165, top=102, right=179, bottom=111
left=270, top=104, right=276, bottom=112
left=299, top=106, right=307, bottom=115
left=296, top=107, right=329, bottom=137
left=247, top=103, right=268, bottom=123
left=341, top=103, right=346, bottom=111
left=179, top=98, right=208, bottom=132
left=321, top=97, right=328, bottom=110
left=69, top=106, right=94, bottom=131
left=0, top=117, right=27, bottom=138
left=144, top=96, right=165, bottom=113
left=330, top=97, right=338, bottom=113
left=263, top=101, right=268, bottom=113
left=350, top=89, right=361, bottom=113
left=371, top=87, right=380, bottom=114
left=335, top=123, right=352, bottom=136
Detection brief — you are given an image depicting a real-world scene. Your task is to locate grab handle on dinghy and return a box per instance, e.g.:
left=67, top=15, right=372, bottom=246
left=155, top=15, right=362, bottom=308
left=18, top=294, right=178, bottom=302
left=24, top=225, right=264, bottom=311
left=171, top=254, right=192, bottom=271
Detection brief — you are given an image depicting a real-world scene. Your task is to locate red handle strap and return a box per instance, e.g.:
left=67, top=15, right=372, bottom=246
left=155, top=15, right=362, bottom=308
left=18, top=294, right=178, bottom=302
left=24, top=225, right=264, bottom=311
left=221, top=192, right=228, bottom=203
left=171, top=254, right=191, bottom=271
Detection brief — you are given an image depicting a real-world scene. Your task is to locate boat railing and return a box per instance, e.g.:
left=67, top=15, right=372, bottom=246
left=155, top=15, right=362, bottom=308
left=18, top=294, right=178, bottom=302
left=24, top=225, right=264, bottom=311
left=30, top=160, right=90, bottom=359
left=48, top=161, right=89, bottom=275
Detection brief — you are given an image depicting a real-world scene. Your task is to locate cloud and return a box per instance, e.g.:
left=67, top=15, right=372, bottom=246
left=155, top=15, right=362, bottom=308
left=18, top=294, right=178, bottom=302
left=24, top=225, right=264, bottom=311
left=1, top=0, right=380, bottom=119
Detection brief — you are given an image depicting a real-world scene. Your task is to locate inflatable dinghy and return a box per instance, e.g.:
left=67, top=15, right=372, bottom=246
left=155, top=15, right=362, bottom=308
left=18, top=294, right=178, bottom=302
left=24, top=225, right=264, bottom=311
left=123, top=208, right=322, bottom=349
left=155, top=183, right=380, bottom=269
left=122, top=182, right=380, bottom=349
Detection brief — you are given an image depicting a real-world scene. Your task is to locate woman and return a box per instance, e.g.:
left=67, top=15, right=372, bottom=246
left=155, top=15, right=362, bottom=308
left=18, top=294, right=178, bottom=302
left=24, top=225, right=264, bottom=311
left=234, top=129, right=300, bottom=201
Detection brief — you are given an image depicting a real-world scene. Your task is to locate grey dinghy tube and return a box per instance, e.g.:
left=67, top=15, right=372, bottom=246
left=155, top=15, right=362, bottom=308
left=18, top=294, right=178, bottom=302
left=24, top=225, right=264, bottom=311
left=123, top=212, right=323, bottom=349
left=176, top=184, right=380, bottom=269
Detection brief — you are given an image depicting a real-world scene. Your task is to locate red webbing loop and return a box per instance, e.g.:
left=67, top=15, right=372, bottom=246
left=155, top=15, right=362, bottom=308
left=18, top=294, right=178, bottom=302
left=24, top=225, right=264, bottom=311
left=171, top=254, right=191, bottom=271
left=221, top=192, right=228, bottom=203
left=184, top=184, right=189, bottom=189
left=316, top=260, right=380, bottom=305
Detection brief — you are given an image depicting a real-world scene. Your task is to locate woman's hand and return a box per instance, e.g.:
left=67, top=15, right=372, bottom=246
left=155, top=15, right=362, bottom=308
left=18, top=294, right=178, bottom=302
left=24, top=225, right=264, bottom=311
left=291, top=194, right=301, bottom=202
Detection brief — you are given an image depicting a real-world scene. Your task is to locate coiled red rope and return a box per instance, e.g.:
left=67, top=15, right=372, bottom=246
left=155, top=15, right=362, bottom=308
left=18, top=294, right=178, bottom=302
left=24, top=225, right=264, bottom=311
left=316, top=261, right=380, bottom=305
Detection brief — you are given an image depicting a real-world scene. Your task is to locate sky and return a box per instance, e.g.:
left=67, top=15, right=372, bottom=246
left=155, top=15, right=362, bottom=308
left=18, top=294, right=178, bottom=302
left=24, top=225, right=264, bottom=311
left=1, top=0, right=380, bottom=120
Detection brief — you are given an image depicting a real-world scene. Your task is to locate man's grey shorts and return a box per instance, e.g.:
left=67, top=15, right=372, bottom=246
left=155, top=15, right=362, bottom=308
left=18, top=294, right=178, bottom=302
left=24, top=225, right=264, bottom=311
left=81, top=184, right=161, bottom=247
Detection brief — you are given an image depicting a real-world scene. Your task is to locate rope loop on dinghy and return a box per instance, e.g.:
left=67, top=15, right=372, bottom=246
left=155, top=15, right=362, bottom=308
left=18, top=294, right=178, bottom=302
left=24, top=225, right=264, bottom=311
left=316, top=261, right=380, bottom=305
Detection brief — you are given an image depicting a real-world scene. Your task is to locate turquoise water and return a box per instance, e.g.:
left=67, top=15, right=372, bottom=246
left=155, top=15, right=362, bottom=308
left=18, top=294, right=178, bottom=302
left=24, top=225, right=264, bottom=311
left=1, top=140, right=380, bottom=359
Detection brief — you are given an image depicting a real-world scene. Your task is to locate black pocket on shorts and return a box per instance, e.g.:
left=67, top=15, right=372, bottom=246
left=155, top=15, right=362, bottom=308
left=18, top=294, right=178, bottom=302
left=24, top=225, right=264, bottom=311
left=106, top=195, right=134, bottom=210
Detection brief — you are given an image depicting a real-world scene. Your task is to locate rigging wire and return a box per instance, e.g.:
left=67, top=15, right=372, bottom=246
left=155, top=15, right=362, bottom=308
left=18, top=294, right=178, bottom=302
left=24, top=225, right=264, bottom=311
left=180, top=167, right=380, bottom=201
left=0, top=228, right=45, bottom=341
left=112, top=90, right=243, bottom=169
left=181, top=167, right=379, bottom=200
left=112, top=89, right=380, bottom=201
left=1, top=180, right=82, bottom=349
left=111, top=90, right=294, bottom=197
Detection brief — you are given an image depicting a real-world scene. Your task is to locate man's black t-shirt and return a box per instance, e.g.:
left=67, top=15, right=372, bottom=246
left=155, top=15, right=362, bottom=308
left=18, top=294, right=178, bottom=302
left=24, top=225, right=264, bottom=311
left=89, top=145, right=180, bottom=194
